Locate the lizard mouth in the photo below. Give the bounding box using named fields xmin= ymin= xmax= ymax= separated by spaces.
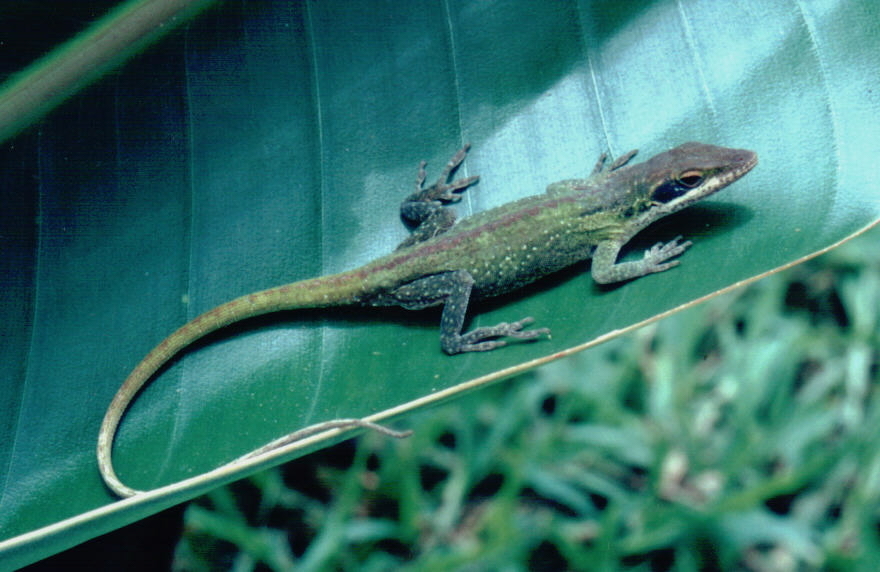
xmin=673 ymin=148 xmax=757 ymax=207
xmin=707 ymin=150 xmax=757 ymax=196
xmin=724 ymin=149 xmax=759 ymax=181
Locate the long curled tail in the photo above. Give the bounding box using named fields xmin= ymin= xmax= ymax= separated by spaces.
xmin=96 ymin=273 xmax=408 ymax=497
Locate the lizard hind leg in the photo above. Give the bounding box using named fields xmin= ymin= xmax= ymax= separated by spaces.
xmin=397 ymin=145 xmax=480 ymax=250
xmin=389 ymin=270 xmax=550 ymax=354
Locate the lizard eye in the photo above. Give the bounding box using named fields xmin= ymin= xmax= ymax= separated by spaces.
xmin=651 ymin=171 xmax=706 ymax=203
xmin=678 ymin=170 xmax=705 ymax=188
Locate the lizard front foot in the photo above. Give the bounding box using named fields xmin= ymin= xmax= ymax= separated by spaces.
xmin=448 ymin=317 xmax=551 ymax=353
xmin=643 ymin=236 xmax=693 ymax=273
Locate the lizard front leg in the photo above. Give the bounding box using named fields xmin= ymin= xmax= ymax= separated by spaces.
xmin=396 ymin=144 xmax=479 ymax=250
xmin=388 ymin=270 xmax=549 ymax=353
xmin=591 ymin=236 xmax=692 ymax=284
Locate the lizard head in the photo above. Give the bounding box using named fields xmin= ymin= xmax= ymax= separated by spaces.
xmin=632 ymin=142 xmax=757 ymax=221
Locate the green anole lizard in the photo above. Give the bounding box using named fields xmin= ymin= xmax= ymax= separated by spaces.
xmin=98 ymin=142 xmax=757 ymax=497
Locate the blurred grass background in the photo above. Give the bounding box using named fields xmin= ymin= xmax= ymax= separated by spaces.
xmin=170 ymin=227 xmax=880 ymax=571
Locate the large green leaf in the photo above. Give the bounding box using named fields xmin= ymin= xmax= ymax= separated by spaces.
xmin=2 ymin=0 xmax=879 ymax=566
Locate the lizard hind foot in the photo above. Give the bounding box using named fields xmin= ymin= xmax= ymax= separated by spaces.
xmin=413 ymin=144 xmax=480 ymax=205
xmin=450 ymin=317 xmax=551 ymax=353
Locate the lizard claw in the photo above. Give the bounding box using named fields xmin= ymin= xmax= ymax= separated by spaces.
xmin=409 ymin=145 xmax=479 ymax=204
xmin=434 ymin=174 xmax=479 ymax=203
xmin=643 ymin=236 xmax=692 ymax=273
xmin=454 ymin=317 xmax=551 ymax=352
xmin=503 ymin=317 xmax=551 ymax=340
